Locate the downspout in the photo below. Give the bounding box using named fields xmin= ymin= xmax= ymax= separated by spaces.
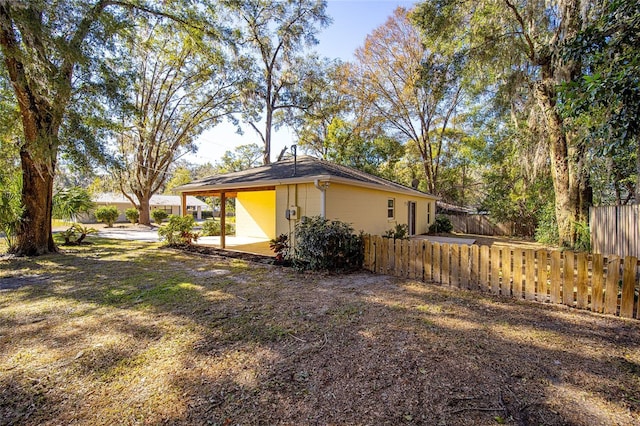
xmin=314 ymin=179 xmax=330 ymax=218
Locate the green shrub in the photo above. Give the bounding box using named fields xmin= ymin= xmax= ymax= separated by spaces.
xmin=534 ymin=201 xmax=558 ymax=245
xmin=428 ymin=215 xmax=453 ymax=234
xmin=269 ymin=234 xmax=290 ymax=263
xmin=0 ymin=176 xmax=23 ymax=249
xmin=225 ymin=222 xmax=235 ymax=235
xmin=158 ymin=215 xmax=199 ymax=245
xmin=294 ymin=216 xmax=363 ymax=272
xmin=201 ymin=219 xmax=220 ymax=236
xmin=59 ymin=223 xmax=98 ymax=244
xmin=151 ymin=209 xmax=168 ymax=224
xmin=574 ymin=220 xmax=591 ymax=252
xmin=125 ymin=208 xmax=139 ymax=224
xmin=94 ymin=205 xmax=119 ymax=227
xmin=383 ymin=223 xmax=409 ymax=240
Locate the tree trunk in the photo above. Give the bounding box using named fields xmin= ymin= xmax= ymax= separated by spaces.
xmin=138 ymin=195 xmax=151 ymax=226
xmin=11 ymin=148 xmax=57 ymax=255
xmin=536 ymin=76 xmax=580 ymax=247
xmin=263 ymin=105 xmax=272 ymax=165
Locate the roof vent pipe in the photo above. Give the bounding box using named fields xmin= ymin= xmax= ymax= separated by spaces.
xmin=291 ymin=144 xmax=297 ymax=177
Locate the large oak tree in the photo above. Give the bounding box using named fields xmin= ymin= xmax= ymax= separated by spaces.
xmin=413 ymin=0 xmax=598 ymax=246
xmin=0 ymin=0 xmax=131 ymax=255
xmin=114 ymin=18 xmax=239 ymax=225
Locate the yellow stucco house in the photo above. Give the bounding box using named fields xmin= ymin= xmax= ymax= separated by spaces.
xmin=176 ymin=156 xmax=438 ymax=249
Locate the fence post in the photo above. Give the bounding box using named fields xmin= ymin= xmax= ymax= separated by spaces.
xmin=576 ymin=253 xmax=589 ymax=309
xmin=423 ymin=240 xmax=432 ymax=282
xmin=502 ymin=248 xmax=512 ymax=297
xmin=433 ymin=242 xmax=441 ymax=284
xmin=512 ymin=249 xmax=523 ymax=299
xmin=550 ymin=251 xmax=562 ymax=303
xmin=536 ymin=250 xmax=548 ymax=302
xmin=375 ymin=236 xmax=383 ymax=275
xmin=480 ymin=245 xmax=490 ymax=292
xmin=402 ymin=239 xmax=410 ymax=278
xmin=604 ymin=256 xmax=620 ymax=315
xmin=620 ymin=256 xmax=638 ymax=318
xmin=525 ymin=249 xmax=536 ymax=301
xmin=394 ymin=239 xmax=402 ymax=277
xmin=461 ymin=244 xmax=471 ymax=289
xmin=591 ymin=253 xmax=604 ymax=313
xmin=490 ymin=246 xmax=501 ymax=294
xmin=471 ymin=245 xmax=480 ymax=290
xmin=441 ymin=243 xmax=450 ymax=286
xmin=409 ymin=239 xmax=418 ymax=279
xmin=451 ymin=244 xmax=460 ymax=288
xmin=563 ymin=251 xmax=576 ymax=307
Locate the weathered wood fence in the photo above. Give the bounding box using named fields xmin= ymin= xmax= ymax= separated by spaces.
xmin=443 ymin=214 xmax=515 ymax=236
xmin=590 ymin=204 xmax=640 ymax=258
xmin=363 ymin=235 xmax=640 ymax=320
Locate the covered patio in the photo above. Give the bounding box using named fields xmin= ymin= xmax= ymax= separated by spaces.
xmin=197 ymin=235 xmax=272 ymax=256
xmin=179 ymin=185 xmax=276 ymax=256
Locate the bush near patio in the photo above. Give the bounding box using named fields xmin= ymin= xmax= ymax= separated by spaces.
xmin=294 ymin=216 xmax=363 ymax=272
xmin=429 ymin=214 xmax=453 ymax=234
xmin=158 ymin=215 xmax=199 ymax=245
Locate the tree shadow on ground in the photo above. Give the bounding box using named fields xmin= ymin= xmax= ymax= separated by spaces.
xmin=1 ymin=241 xmax=639 ymax=425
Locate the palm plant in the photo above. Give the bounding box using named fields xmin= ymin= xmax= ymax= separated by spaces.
xmin=52 ymin=187 xmax=95 ymax=222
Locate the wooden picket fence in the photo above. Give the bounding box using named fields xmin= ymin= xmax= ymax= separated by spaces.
xmin=363 ymin=235 xmax=640 ymax=320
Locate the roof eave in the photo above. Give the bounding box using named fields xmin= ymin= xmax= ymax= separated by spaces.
xmin=177 ymin=175 xmax=438 ymax=199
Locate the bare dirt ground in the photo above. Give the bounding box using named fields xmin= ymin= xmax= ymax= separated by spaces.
xmin=1 ymin=237 xmax=639 ymax=425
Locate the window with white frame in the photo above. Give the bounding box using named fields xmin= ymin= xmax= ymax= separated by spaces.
xmin=387 ymin=198 xmax=395 ymax=219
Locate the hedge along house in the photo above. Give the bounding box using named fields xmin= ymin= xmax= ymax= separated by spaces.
xmin=175 ymin=156 xmax=438 ymax=251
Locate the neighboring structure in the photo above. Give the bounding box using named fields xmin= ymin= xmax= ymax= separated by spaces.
xmin=175 ymin=156 xmax=438 ymax=248
xmin=81 ymin=192 xmax=210 ymax=223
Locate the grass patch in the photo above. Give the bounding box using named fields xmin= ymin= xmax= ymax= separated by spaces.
xmin=1 ymin=238 xmax=640 ymax=425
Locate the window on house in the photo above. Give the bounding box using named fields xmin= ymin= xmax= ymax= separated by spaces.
xmin=387 ymin=199 xmax=395 ymax=219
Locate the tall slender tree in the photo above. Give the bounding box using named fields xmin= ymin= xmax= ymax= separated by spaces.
xmin=224 ymin=0 xmax=330 ymax=164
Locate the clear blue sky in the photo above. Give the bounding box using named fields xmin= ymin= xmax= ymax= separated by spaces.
xmin=187 ymin=0 xmax=418 ymax=165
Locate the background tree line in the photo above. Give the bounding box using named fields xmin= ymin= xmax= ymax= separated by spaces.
xmin=0 ymin=0 xmax=637 ymax=256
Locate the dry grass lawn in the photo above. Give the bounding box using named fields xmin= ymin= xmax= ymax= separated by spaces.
xmin=1 ymin=237 xmax=640 ymax=425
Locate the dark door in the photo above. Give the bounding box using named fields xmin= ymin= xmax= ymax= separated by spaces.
xmin=408 ymin=201 xmax=416 ymax=235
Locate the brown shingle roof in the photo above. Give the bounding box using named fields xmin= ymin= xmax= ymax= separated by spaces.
xmin=176 ymin=156 xmax=436 ymax=199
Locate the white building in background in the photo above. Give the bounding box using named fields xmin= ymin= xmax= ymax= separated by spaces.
xmin=82 ymin=192 xmax=211 ymax=223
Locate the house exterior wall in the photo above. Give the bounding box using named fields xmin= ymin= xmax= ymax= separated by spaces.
xmin=274 ymin=183 xmax=436 ymax=242
xmin=324 ymin=183 xmax=434 ymax=236
xmin=275 ymin=183 xmax=322 ymax=239
xmin=235 ymin=190 xmax=276 ymax=239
